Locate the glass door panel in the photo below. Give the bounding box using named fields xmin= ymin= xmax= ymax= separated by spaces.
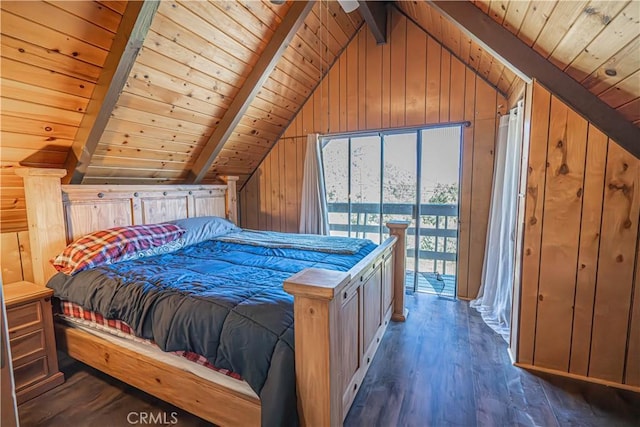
xmin=323 ymin=138 xmax=349 ymax=237
xmin=418 ymin=127 xmax=462 ymax=296
xmin=382 ymin=132 xmax=417 ymax=290
xmin=350 ymin=136 xmax=381 ymax=243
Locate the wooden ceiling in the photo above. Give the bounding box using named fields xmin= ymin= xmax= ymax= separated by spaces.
xmin=1 ymin=0 xmax=363 ymax=189
xmin=398 ymin=0 xmax=639 ymax=126
xmin=1 ymin=0 xmax=127 ymax=230
xmin=202 ymin=0 xmax=363 ymax=183
xmin=83 ymin=0 xmax=363 ymax=187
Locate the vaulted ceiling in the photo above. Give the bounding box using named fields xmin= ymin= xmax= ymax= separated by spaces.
xmin=87 ymin=1 xmax=365 ymax=186
xmin=1 ymin=0 xmax=639 ymax=231
xmin=1 ymin=1 xmax=363 ymax=192
xmin=399 ymin=0 xmax=640 ymax=126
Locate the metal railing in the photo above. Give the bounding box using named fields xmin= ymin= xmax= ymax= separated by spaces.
xmin=326 ymin=202 xmax=459 ymax=276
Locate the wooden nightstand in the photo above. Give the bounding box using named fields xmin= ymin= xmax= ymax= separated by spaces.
xmin=4 ymin=281 xmax=64 ymax=403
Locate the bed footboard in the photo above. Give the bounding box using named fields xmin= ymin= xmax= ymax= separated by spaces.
xmin=284 ymin=221 xmax=408 ymax=426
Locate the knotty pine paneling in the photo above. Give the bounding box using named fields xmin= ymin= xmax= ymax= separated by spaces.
xmin=508 ymin=78 xmax=526 ymax=109
xmin=202 ymin=1 xmax=364 ymax=183
xmin=240 ymin=9 xmax=507 ymax=300
xmin=81 ymin=0 xmax=289 ymax=185
xmin=0 ymin=231 xmax=33 ymax=284
xmin=627 ymin=243 xmax=640 ymax=386
xmin=459 ymin=1 xmax=640 ymax=127
xmin=0 ymin=1 xmax=125 ymax=232
xmin=78 ymin=0 xmax=362 ymax=188
xmin=517 ymin=81 xmax=640 ymax=389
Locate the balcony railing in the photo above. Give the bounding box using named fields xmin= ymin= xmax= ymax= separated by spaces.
xmin=326 ymin=202 xmax=459 ymax=279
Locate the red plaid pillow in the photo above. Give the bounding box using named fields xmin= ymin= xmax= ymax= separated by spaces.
xmin=52 ymin=223 xmax=185 ymax=275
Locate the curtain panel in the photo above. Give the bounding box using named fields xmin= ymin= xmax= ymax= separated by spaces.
xmin=471 ymin=100 xmax=524 ymax=341
xmin=299 ymin=133 xmax=330 ymax=235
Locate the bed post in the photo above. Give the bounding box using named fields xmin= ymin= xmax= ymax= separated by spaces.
xmin=14 ymin=168 xmax=68 ymax=286
xmin=283 ymin=269 xmax=350 ymax=426
xmin=219 ymin=175 xmax=239 ymax=225
xmin=284 ymin=224 xmax=408 ymax=426
xmin=387 ymin=221 xmax=409 ymax=322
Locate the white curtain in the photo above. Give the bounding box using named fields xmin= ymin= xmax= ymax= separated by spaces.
xmin=471 ymin=100 xmax=524 ymax=342
xmin=299 ymin=133 xmax=330 ymax=235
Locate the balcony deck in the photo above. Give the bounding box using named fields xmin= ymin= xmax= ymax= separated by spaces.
xmin=406 ymin=271 xmax=456 ymax=297
xmin=327 ymin=201 xmax=459 ymax=298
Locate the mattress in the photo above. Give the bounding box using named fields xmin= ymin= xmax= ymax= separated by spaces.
xmin=57 ymin=300 xmax=256 ymax=398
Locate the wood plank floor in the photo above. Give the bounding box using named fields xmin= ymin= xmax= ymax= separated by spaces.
xmin=18 ymin=294 xmax=640 ymax=426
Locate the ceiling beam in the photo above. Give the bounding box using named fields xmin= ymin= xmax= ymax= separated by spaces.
xmin=359 ymin=1 xmax=388 ymax=44
xmin=430 ymin=0 xmax=640 ymax=158
xmin=186 ymin=0 xmax=315 ymax=184
xmin=63 ymin=0 xmax=160 ymax=184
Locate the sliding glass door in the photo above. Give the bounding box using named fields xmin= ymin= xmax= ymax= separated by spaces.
xmin=322 ymin=125 xmax=462 ymax=296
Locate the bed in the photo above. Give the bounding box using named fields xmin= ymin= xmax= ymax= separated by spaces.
xmin=16 ymin=167 xmax=409 ymax=426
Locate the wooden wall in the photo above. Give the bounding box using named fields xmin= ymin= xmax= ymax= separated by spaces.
xmin=517 ymin=81 xmax=640 ymax=389
xmin=1 ymin=231 xmax=33 ymax=284
xmin=0 ymin=1 xmax=126 ymax=232
xmin=397 ymin=1 xmax=522 ymax=100
xmin=239 ymin=9 xmax=507 ymax=299
xmin=508 ymin=78 xmax=526 ymax=109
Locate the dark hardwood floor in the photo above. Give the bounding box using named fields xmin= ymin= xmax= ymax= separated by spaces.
xmin=18 ymin=294 xmax=640 ymax=426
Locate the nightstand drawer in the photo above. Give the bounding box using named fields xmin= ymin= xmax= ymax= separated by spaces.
xmin=7 ymin=301 xmax=43 ymax=336
xmin=13 ymin=356 xmax=49 ymax=390
xmin=4 ymin=281 xmax=64 ymax=403
xmin=10 ymin=329 xmax=46 ymax=363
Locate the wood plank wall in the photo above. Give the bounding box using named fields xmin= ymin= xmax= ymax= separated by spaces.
xmin=0 ymin=231 xmax=34 ymax=284
xmin=239 ymin=9 xmax=507 ymax=299
xmin=517 ymin=81 xmax=640 ymax=388
xmin=397 ymin=1 xmax=522 ymax=101
xmin=508 ymin=78 xmax=526 ymax=109
xmin=0 ymin=1 xmax=126 ymax=232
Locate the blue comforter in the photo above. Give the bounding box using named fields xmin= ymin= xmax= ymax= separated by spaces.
xmin=47 ymin=238 xmax=376 ymax=426
xmin=218 ymin=229 xmax=371 ymax=253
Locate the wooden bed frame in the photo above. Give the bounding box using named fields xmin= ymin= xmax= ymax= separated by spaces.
xmin=16 ymin=167 xmax=408 ymax=426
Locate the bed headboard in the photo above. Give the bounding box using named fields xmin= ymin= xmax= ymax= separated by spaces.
xmin=15 ymin=168 xmax=238 ymax=286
